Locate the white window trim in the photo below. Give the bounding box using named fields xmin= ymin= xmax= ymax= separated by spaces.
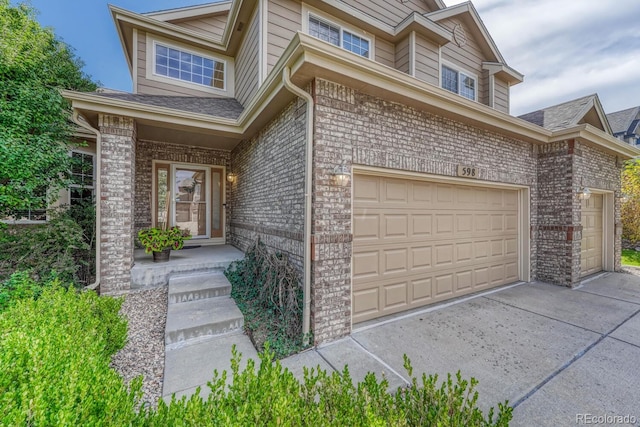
xmin=68 ymin=149 xmax=96 ymax=206
xmin=441 ymin=60 xmax=478 ymax=101
xmin=145 ymin=34 xmax=235 ymax=96
xmin=302 ymin=5 xmax=374 ymax=60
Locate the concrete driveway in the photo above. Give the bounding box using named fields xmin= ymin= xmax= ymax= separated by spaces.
xmin=282 ymin=272 xmax=640 ymax=426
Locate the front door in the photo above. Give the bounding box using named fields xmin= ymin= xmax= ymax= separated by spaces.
xmin=154 ymin=163 xmax=224 ymax=240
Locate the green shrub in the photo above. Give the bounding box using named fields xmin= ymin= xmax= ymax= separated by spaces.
xmin=225 ymin=239 xmax=307 ymax=358
xmin=0 ymin=286 xmax=142 ymax=426
xmin=0 ymin=209 xmax=91 ymax=284
xmin=142 ymin=346 xmax=512 ymax=426
xmin=0 ymin=270 xmax=66 ymax=313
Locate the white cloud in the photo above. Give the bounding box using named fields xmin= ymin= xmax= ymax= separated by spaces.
xmin=443 ymin=0 xmax=640 ymax=115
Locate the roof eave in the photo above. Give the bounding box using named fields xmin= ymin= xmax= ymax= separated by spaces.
xmin=550 ymin=124 xmax=640 ymax=159
xmin=482 ymin=62 xmax=524 ymax=85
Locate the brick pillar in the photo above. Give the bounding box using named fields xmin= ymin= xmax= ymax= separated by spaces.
xmin=534 ymin=140 xmax=581 ymax=287
xmin=98 ymin=114 xmax=136 ymax=293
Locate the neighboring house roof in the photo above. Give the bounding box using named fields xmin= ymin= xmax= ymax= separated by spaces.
xmin=606 ymin=106 xmax=640 ymax=136
xmin=518 ymin=94 xmax=613 ymax=134
xmin=95 ymin=93 xmax=244 ymax=120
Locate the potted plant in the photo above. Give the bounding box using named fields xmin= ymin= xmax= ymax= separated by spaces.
xmin=138 ymin=226 xmax=191 ymax=262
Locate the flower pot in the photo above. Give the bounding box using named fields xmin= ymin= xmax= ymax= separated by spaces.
xmin=152 ymin=248 xmax=171 ymax=263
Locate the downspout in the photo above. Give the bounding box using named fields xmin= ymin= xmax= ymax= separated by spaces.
xmin=72 ymin=110 xmax=101 ymax=292
xmin=282 ymin=67 xmax=313 ymax=346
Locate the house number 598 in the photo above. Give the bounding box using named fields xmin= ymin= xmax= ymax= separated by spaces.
xmin=457 ymin=165 xmax=479 ymax=179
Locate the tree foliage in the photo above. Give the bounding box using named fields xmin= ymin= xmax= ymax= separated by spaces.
xmin=621 ymin=159 xmax=640 ymax=243
xmin=0 ymin=0 xmax=97 ymax=217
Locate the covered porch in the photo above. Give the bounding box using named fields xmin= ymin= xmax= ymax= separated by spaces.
xmin=131 ymin=245 xmax=244 ymax=289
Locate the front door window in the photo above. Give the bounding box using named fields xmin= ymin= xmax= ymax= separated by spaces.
xmin=154 ymin=163 xmax=224 ymax=240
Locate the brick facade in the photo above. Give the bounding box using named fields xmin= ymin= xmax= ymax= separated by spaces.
xmin=98 ymin=114 xmax=136 ymax=293
xmin=228 ymin=98 xmax=307 ymax=270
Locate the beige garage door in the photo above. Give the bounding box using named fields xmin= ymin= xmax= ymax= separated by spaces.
xmin=353 ymin=174 xmax=519 ymax=323
xmin=580 ymin=194 xmax=603 ymax=278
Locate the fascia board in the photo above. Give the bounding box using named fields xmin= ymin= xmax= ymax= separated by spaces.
xmin=144 ymin=2 xmax=232 ymax=21
xmin=394 ymin=13 xmax=452 ymax=44
xmin=482 ymin=62 xmax=524 ymax=85
xmin=61 ymin=90 xmax=241 ymax=136
xmin=295 ymin=33 xmax=550 ymax=144
xmin=110 ymin=5 xmax=133 ymax=75
xmin=110 ymin=5 xmax=227 ymax=51
xmin=550 ymin=124 xmax=640 ymax=159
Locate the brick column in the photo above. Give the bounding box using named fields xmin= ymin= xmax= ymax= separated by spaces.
xmin=534 ymin=140 xmax=581 ymax=287
xmin=98 ymin=114 xmax=136 ymax=293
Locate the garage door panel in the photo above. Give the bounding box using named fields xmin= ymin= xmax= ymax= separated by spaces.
xmin=384 ymin=214 xmax=408 ymax=238
xmin=411 ymin=278 xmax=433 ymax=302
xmin=412 ymin=214 xmax=432 ymax=236
xmin=352 ymin=287 xmax=379 ymax=318
xmin=353 ymin=175 xmax=520 ymax=323
xmin=384 ymin=249 xmax=408 ymax=274
xmin=353 ymin=251 xmax=379 ymax=280
xmin=354 ymin=176 xmax=379 ymax=202
xmin=580 ymin=194 xmax=603 ymax=278
xmin=353 ymin=214 xmax=380 ymax=241
xmin=383 ymin=282 xmax=408 ymax=308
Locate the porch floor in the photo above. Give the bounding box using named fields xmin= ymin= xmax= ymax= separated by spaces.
xmin=131 ymin=245 xmax=244 ymax=289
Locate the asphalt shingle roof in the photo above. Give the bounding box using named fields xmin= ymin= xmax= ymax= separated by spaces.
xmin=95 ymin=93 xmax=244 ymax=120
xmin=606 ymin=106 xmax=640 ymax=135
xmin=518 ymin=94 xmax=598 ymax=131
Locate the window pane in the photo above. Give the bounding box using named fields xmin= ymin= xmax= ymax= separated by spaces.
xmin=442 ymin=66 xmax=458 ymax=94
xmin=71 ymin=152 xmax=94 ymax=187
xmin=343 ymin=31 xmax=369 ymax=58
xmin=154 ymin=43 xmax=225 ymax=89
xmin=309 ymin=16 xmax=340 ymax=46
xmin=460 ymin=73 xmax=476 ymax=100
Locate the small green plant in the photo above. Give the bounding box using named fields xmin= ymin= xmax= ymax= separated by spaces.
xmin=138 ymin=226 xmax=191 ymax=253
xmin=144 ymin=345 xmax=512 ymax=426
xmin=0 ymin=270 xmax=70 ymax=313
xmin=622 ymin=249 xmax=640 ymax=267
xmin=225 ymin=239 xmax=306 ymax=359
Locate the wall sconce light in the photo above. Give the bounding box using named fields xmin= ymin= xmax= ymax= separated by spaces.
xmin=332 ymin=163 xmax=351 ymax=187
xmin=226 ymin=172 xmax=236 ymax=183
xmin=578 ymin=187 xmax=591 ymax=200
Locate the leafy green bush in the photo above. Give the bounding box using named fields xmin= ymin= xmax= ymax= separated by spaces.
xmin=0 ymin=208 xmax=91 ymax=284
xmin=225 ymin=239 xmax=307 ymax=358
xmin=0 ymin=286 xmax=142 ymax=426
xmin=142 ymin=346 xmax=512 ymax=426
xmin=0 ymin=270 xmax=65 ymax=313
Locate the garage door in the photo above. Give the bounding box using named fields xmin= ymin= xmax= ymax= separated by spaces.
xmin=580 ymin=194 xmax=603 ymax=278
xmin=353 ymin=174 xmax=519 ymax=323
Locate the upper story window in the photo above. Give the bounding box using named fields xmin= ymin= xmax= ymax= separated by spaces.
xmin=442 ymin=64 xmax=476 ymax=101
xmin=154 ymin=43 xmax=225 ymax=90
xmin=308 ymin=15 xmax=370 ymax=58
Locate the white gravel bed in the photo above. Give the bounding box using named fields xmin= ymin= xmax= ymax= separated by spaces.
xmin=110 ymin=286 xmax=168 ymax=409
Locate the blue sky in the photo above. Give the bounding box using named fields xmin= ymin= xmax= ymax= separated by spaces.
xmin=28 ymin=0 xmax=640 ymax=116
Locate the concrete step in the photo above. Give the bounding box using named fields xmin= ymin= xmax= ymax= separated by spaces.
xmin=165 ymin=296 xmax=244 ymax=345
xmin=169 ymin=271 xmax=232 ymax=304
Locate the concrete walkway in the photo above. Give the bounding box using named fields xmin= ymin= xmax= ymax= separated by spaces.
xmin=163 ymin=272 xmax=640 ymax=425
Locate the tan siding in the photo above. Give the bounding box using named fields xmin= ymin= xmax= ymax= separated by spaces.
xmin=339 ymin=0 xmax=431 ymax=26
xmin=267 ymin=0 xmax=301 ymax=75
xmin=480 ymin=70 xmax=489 ymax=106
xmin=171 ymin=15 xmax=227 ymax=40
xmin=375 ymin=38 xmax=395 ymax=68
xmin=439 ymin=19 xmax=488 ymax=104
xmin=395 ymin=37 xmax=410 ymax=74
xmin=136 ymin=31 xmax=227 ymax=97
xmin=494 ymin=78 xmax=509 ymax=114
xmin=414 ymin=34 xmax=439 ymax=86
xmin=235 ymin=11 xmax=260 ymax=106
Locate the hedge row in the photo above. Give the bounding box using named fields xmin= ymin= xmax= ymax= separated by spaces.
xmin=0 ymin=279 xmax=512 ymax=426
